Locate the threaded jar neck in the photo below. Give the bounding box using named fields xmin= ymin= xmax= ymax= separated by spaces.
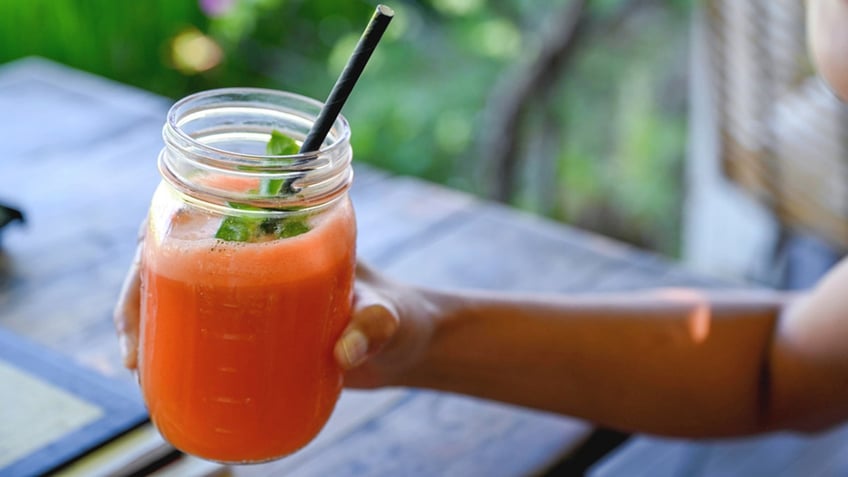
xmin=160 ymin=88 xmax=352 ymax=213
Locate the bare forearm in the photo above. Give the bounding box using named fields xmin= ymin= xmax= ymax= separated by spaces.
xmin=808 ymin=0 xmax=848 ymax=99
xmin=400 ymin=288 xmax=790 ymax=438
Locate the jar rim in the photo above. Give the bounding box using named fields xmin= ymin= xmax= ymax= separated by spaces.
xmin=166 ymin=87 xmax=351 ymax=162
xmin=161 ymin=87 xmax=353 ymax=211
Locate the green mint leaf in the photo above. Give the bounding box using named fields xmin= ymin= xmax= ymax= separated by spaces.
xmin=216 ymin=213 xmax=311 ymax=242
xmin=214 ymin=130 xmax=311 ymax=242
xmin=266 ymin=130 xmax=299 ymax=155
xmin=260 ymin=216 xmax=311 ymax=238
xmin=228 ymin=202 xmax=261 ymax=211
xmin=263 ymin=129 xmax=299 ymax=196
xmin=215 ymin=203 xmax=265 ymax=242
xmin=260 ymin=178 xmax=282 ymax=196
xmin=280 ymin=219 xmax=310 ymax=238
xmin=215 ymin=215 xmax=262 ymax=242
xmin=215 ymin=204 xmax=312 ymax=243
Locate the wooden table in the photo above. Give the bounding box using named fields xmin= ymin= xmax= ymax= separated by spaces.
xmin=0 ymin=58 xmax=723 ymax=476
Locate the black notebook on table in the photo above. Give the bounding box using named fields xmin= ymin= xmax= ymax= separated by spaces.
xmin=0 ymin=326 xmax=149 ymax=477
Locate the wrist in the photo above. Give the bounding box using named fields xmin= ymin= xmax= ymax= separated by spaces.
xmin=391 ymin=286 xmax=460 ymax=389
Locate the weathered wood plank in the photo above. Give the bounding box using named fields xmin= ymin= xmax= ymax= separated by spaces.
xmin=242 ymin=391 xmax=588 ymax=477
xmin=376 ymin=198 xmax=744 ymax=295
xmin=353 ymin=174 xmax=478 ymax=265
xmin=0 ymin=58 xmax=169 ymax=118
xmin=590 ymin=421 xmax=848 ymax=477
xmin=0 ymin=58 xmax=167 ymax=162
xmin=378 ymin=201 xmax=659 ymax=293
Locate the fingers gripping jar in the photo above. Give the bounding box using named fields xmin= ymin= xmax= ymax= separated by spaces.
xmin=139 ymin=89 xmax=356 ymax=463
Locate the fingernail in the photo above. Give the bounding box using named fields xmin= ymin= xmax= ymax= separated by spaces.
xmin=340 ymin=329 xmax=369 ymax=368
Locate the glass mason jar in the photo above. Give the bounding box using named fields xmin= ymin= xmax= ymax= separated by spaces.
xmin=138 ymin=88 xmax=356 ymax=463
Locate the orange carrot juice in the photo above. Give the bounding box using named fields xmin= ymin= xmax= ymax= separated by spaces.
xmin=139 ymin=193 xmax=356 ymax=463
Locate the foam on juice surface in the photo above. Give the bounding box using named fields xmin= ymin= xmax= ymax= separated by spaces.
xmin=145 ymin=195 xmax=355 ymax=287
xmin=168 ymin=208 xmax=222 ymax=240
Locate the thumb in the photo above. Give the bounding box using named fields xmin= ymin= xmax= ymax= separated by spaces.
xmin=334 ymin=285 xmax=399 ymax=370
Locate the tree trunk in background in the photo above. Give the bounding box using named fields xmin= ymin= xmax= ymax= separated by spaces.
xmin=480 ymin=0 xmax=589 ymax=202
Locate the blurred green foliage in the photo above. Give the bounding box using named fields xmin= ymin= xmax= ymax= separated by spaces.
xmin=0 ymin=0 xmax=692 ymax=256
xmin=0 ymin=2 xmax=210 ymax=95
xmin=546 ymin=2 xmax=691 ymax=254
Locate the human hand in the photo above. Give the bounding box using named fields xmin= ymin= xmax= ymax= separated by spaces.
xmin=334 ymin=262 xmax=438 ymax=389
xmin=808 ymin=0 xmax=848 ymax=100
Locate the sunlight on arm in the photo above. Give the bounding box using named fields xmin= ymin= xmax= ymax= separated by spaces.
xmin=655 ymin=289 xmax=712 ymax=345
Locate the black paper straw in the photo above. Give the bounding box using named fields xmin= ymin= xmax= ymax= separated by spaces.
xmin=299 ymin=5 xmax=394 ymax=153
